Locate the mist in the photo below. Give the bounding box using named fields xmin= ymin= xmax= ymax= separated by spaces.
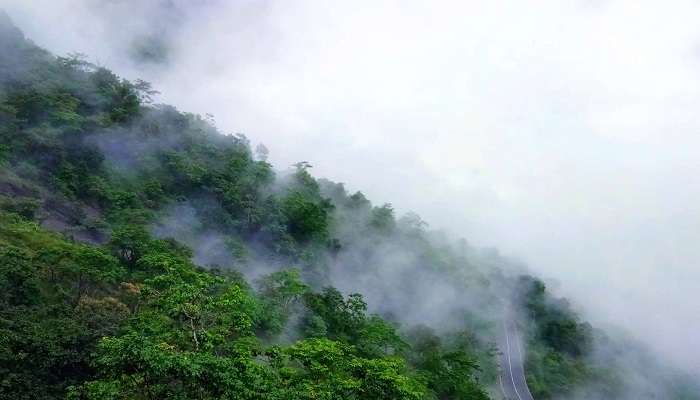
xmin=3 ymin=0 xmax=699 ymax=376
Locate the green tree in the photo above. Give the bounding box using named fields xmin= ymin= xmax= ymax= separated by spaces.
xmin=256 ymin=269 xmax=309 ymax=335
xmin=284 ymin=338 xmax=426 ymax=400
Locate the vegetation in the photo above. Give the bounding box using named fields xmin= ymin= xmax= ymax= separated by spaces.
xmin=0 ymin=15 xmax=489 ymax=400
xmin=0 ymin=12 xmax=697 ymax=400
xmin=516 ymin=276 xmax=598 ymax=398
xmin=0 ymin=213 xmax=429 ymax=400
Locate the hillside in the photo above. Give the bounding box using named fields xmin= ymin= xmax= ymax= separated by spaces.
xmin=0 ymin=13 xmax=697 ymax=400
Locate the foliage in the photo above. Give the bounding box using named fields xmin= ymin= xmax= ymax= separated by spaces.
xmin=517 ymin=276 xmax=597 ymax=398
xmin=405 ymin=326 xmax=490 ymax=400
xmin=2 ymin=14 xmax=694 ymax=400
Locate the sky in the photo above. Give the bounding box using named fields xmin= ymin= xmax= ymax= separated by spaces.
xmin=2 ymin=0 xmax=699 ymax=373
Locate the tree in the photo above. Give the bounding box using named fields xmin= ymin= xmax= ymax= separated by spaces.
xmin=405 ymin=325 xmax=489 ymax=400
xmin=369 ymin=204 xmax=396 ymax=234
xmin=108 ymin=225 xmax=151 ymax=267
xmin=70 ymin=255 xmax=267 ymax=400
xmin=282 ymin=191 xmax=331 ymax=242
xmin=0 ymin=245 xmax=39 ymax=306
xmin=284 ymin=338 xmax=426 ymax=400
xmin=256 ymin=269 xmax=309 ymax=335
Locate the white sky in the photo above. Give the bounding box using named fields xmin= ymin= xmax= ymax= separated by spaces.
xmin=4 ymin=0 xmax=700 ymax=373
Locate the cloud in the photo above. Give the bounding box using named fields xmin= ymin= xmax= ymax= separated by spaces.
xmin=3 ymin=0 xmax=700 ymax=373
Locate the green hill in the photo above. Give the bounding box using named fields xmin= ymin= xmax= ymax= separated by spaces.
xmin=0 ymin=12 xmax=697 ymax=400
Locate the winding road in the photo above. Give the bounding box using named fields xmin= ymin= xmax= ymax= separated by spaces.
xmin=498 ymin=319 xmax=535 ymax=400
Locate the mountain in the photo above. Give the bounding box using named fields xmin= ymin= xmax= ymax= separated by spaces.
xmin=0 ymin=13 xmax=697 ymax=400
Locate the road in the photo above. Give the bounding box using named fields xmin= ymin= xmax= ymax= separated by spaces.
xmin=498 ymin=319 xmax=535 ymax=400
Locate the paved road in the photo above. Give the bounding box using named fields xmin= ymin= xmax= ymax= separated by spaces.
xmin=498 ymin=319 xmax=535 ymax=400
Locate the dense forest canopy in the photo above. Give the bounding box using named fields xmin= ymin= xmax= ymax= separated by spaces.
xmin=0 ymin=12 xmax=697 ymax=400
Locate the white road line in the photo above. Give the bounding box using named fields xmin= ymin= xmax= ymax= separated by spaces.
xmin=504 ymin=320 xmax=524 ymax=400
xmin=514 ymin=328 xmax=535 ymax=400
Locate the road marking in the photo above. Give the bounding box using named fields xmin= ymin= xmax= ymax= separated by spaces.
xmin=504 ymin=320 xmax=524 ymax=400
xmin=513 ymin=328 xmax=535 ymax=400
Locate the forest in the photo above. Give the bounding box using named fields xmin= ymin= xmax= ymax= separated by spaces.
xmin=0 ymin=12 xmax=697 ymax=400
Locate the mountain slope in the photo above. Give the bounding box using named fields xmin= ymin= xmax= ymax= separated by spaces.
xmin=0 ymin=13 xmax=697 ymax=400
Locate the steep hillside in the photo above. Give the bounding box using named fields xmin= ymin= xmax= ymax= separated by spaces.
xmin=0 ymin=13 xmax=697 ymax=400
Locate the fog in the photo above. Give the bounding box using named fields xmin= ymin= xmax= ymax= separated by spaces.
xmin=3 ymin=0 xmax=699 ymax=374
